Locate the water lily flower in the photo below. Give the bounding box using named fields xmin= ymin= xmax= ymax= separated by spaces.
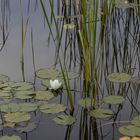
xmin=50 ymin=79 xmax=62 ymax=90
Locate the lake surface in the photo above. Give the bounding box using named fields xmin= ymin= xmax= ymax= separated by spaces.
xmin=0 ymin=0 xmax=140 ymax=140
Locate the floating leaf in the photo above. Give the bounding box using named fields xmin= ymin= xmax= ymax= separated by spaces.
xmin=90 ymin=109 xmax=113 ymax=119
xmin=131 ymin=116 xmax=140 ymax=127
xmin=14 ymin=91 xmax=35 ymax=100
xmin=103 ymin=95 xmax=124 ymax=105
xmin=78 ymin=98 xmax=94 ymax=108
xmin=10 ymin=82 xmax=33 ymax=91
xmin=108 ymin=73 xmax=131 ymax=83
xmin=0 ymin=135 xmax=21 ymax=140
xmin=119 ymin=125 xmax=140 ymax=137
xmin=4 ymin=112 xmax=31 ymax=123
xmin=0 ymin=83 xmax=11 ymax=90
xmin=0 ymin=91 xmax=12 ymax=99
xmin=15 ymin=122 xmax=37 ymax=133
xmin=40 ymin=103 xmax=66 ymax=114
xmin=4 ymin=122 xmax=15 ymax=128
xmin=0 ymin=103 xmax=20 ymax=113
xmin=59 ymin=71 xmax=79 ymax=80
xmin=63 ymin=23 xmax=75 ymax=29
xmin=54 ymin=115 xmax=75 ymax=125
xmin=0 ymin=74 xmax=9 ymax=82
xmin=36 ymin=68 xmax=59 ymax=79
xmin=35 ymin=91 xmax=54 ymax=101
xmin=119 ymin=136 xmax=131 ymax=140
xmin=19 ymin=103 xmax=37 ymax=112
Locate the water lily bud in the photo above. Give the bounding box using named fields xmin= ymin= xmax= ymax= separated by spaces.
xmin=50 ymin=79 xmax=62 ymax=90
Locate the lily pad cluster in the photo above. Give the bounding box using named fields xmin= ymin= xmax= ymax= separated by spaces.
xmin=119 ymin=116 xmax=140 ymax=137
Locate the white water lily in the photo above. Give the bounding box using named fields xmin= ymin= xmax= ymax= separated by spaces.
xmin=50 ymin=79 xmax=62 ymax=90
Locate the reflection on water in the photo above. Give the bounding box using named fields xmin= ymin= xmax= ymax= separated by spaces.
xmin=0 ymin=0 xmax=140 ymax=140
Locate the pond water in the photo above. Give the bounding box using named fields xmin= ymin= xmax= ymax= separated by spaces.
xmin=0 ymin=0 xmax=140 ymax=140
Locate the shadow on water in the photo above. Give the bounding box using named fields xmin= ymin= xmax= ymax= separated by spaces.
xmin=0 ymin=0 xmax=140 ymax=140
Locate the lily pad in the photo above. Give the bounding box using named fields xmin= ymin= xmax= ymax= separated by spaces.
xmin=14 ymin=91 xmax=35 ymax=100
xmin=0 ymin=74 xmax=9 ymax=82
xmin=0 ymin=83 xmax=11 ymax=90
xmin=59 ymin=71 xmax=79 ymax=80
xmin=78 ymin=98 xmax=94 ymax=108
xmin=0 ymin=91 xmax=12 ymax=99
xmin=15 ymin=122 xmax=37 ymax=133
xmin=90 ymin=109 xmax=113 ymax=119
xmin=54 ymin=115 xmax=75 ymax=125
xmin=19 ymin=103 xmax=38 ymax=112
xmin=10 ymin=82 xmax=33 ymax=91
xmin=63 ymin=23 xmax=75 ymax=29
xmin=36 ymin=68 xmax=59 ymax=79
xmin=40 ymin=103 xmax=66 ymax=114
xmin=0 ymin=135 xmax=21 ymax=140
xmin=119 ymin=125 xmax=140 ymax=137
xmin=103 ymin=95 xmax=124 ymax=105
xmin=35 ymin=91 xmax=54 ymax=101
xmin=4 ymin=112 xmax=31 ymax=123
xmin=131 ymin=116 xmax=140 ymax=127
xmin=108 ymin=73 xmax=132 ymax=83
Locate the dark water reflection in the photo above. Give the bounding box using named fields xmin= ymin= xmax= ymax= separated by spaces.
xmin=0 ymin=0 xmax=140 ymax=140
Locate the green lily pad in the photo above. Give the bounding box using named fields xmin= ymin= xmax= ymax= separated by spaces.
xmin=36 ymin=68 xmax=59 ymax=79
xmin=40 ymin=103 xmax=66 ymax=114
xmin=0 ymin=99 xmax=10 ymax=105
xmin=59 ymin=71 xmax=79 ymax=79
xmin=0 ymin=83 xmax=11 ymax=90
xmin=119 ymin=125 xmax=140 ymax=136
xmin=54 ymin=115 xmax=75 ymax=125
xmin=15 ymin=122 xmax=37 ymax=133
xmin=0 ymin=103 xmax=20 ymax=113
xmin=14 ymin=91 xmax=35 ymax=100
xmin=0 ymin=91 xmax=12 ymax=99
xmin=10 ymin=82 xmax=33 ymax=91
xmin=35 ymin=91 xmax=54 ymax=101
xmin=103 ymin=95 xmax=124 ymax=105
xmin=108 ymin=73 xmax=132 ymax=83
xmin=4 ymin=112 xmax=31 ymax=123
xmin=0 ymin=135 xmax=21 ymax=140
xmin=19 ymin=103 xmax=37 ymax=112
xmin=0 ymin=74 xmax=9 ymax=82
xmin=131 ymin=116 xmax=140 ymax=127
xmin=78 ymin=98 xmax=94 ymax=108
xmin=90 ymin=109 xmax=113 ymax=119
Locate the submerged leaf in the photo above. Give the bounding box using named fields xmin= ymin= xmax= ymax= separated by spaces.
xmin=108 ymin=73 xmax=132 ymax=83
xmin=103 ymin=95 xmax=124 ymax=105
xmin=0 ymin=135 xmax=21 ymax=140
xmin=4 ymin=112 xmax=31 ymax=123
xmin=35 ymin=91 xmax=54 ymax=101
xmin=36 ymin=68 xmax=59 ymax=79
xmin=54 ymin=115 xmax=75 ymax=125
xmin=90 ymin=109 xmax=113 ymax=119
xmin=40 ymin=103 xmax=66 ymax=114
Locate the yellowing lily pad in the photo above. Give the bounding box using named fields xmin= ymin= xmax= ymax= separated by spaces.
xmin=103 ymin=95 xmax=124 ymax=105
xmin=35 ymin=91 xmax=54 ymax=101
xmin=36 ymin=68 xmax=59 ymax=79
xmin=90 ymin=109 xmax=113 ymax=119
xmin=0 ymin=135 xmax=21 ymax=140
xmin=108 ymin=73 xmax=131 ymax=83
xmin=63 ymin=23 xmax=75 ymax=29
xmin=40 ymin=103 xmax=66 ymax=114
xmin=78 ymin=98 xmax=94 ymax=108
xmin=4 ymin=112 xmax=31 ymax=123
xmin=53 ymin=115 xmax=76 ymax=125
